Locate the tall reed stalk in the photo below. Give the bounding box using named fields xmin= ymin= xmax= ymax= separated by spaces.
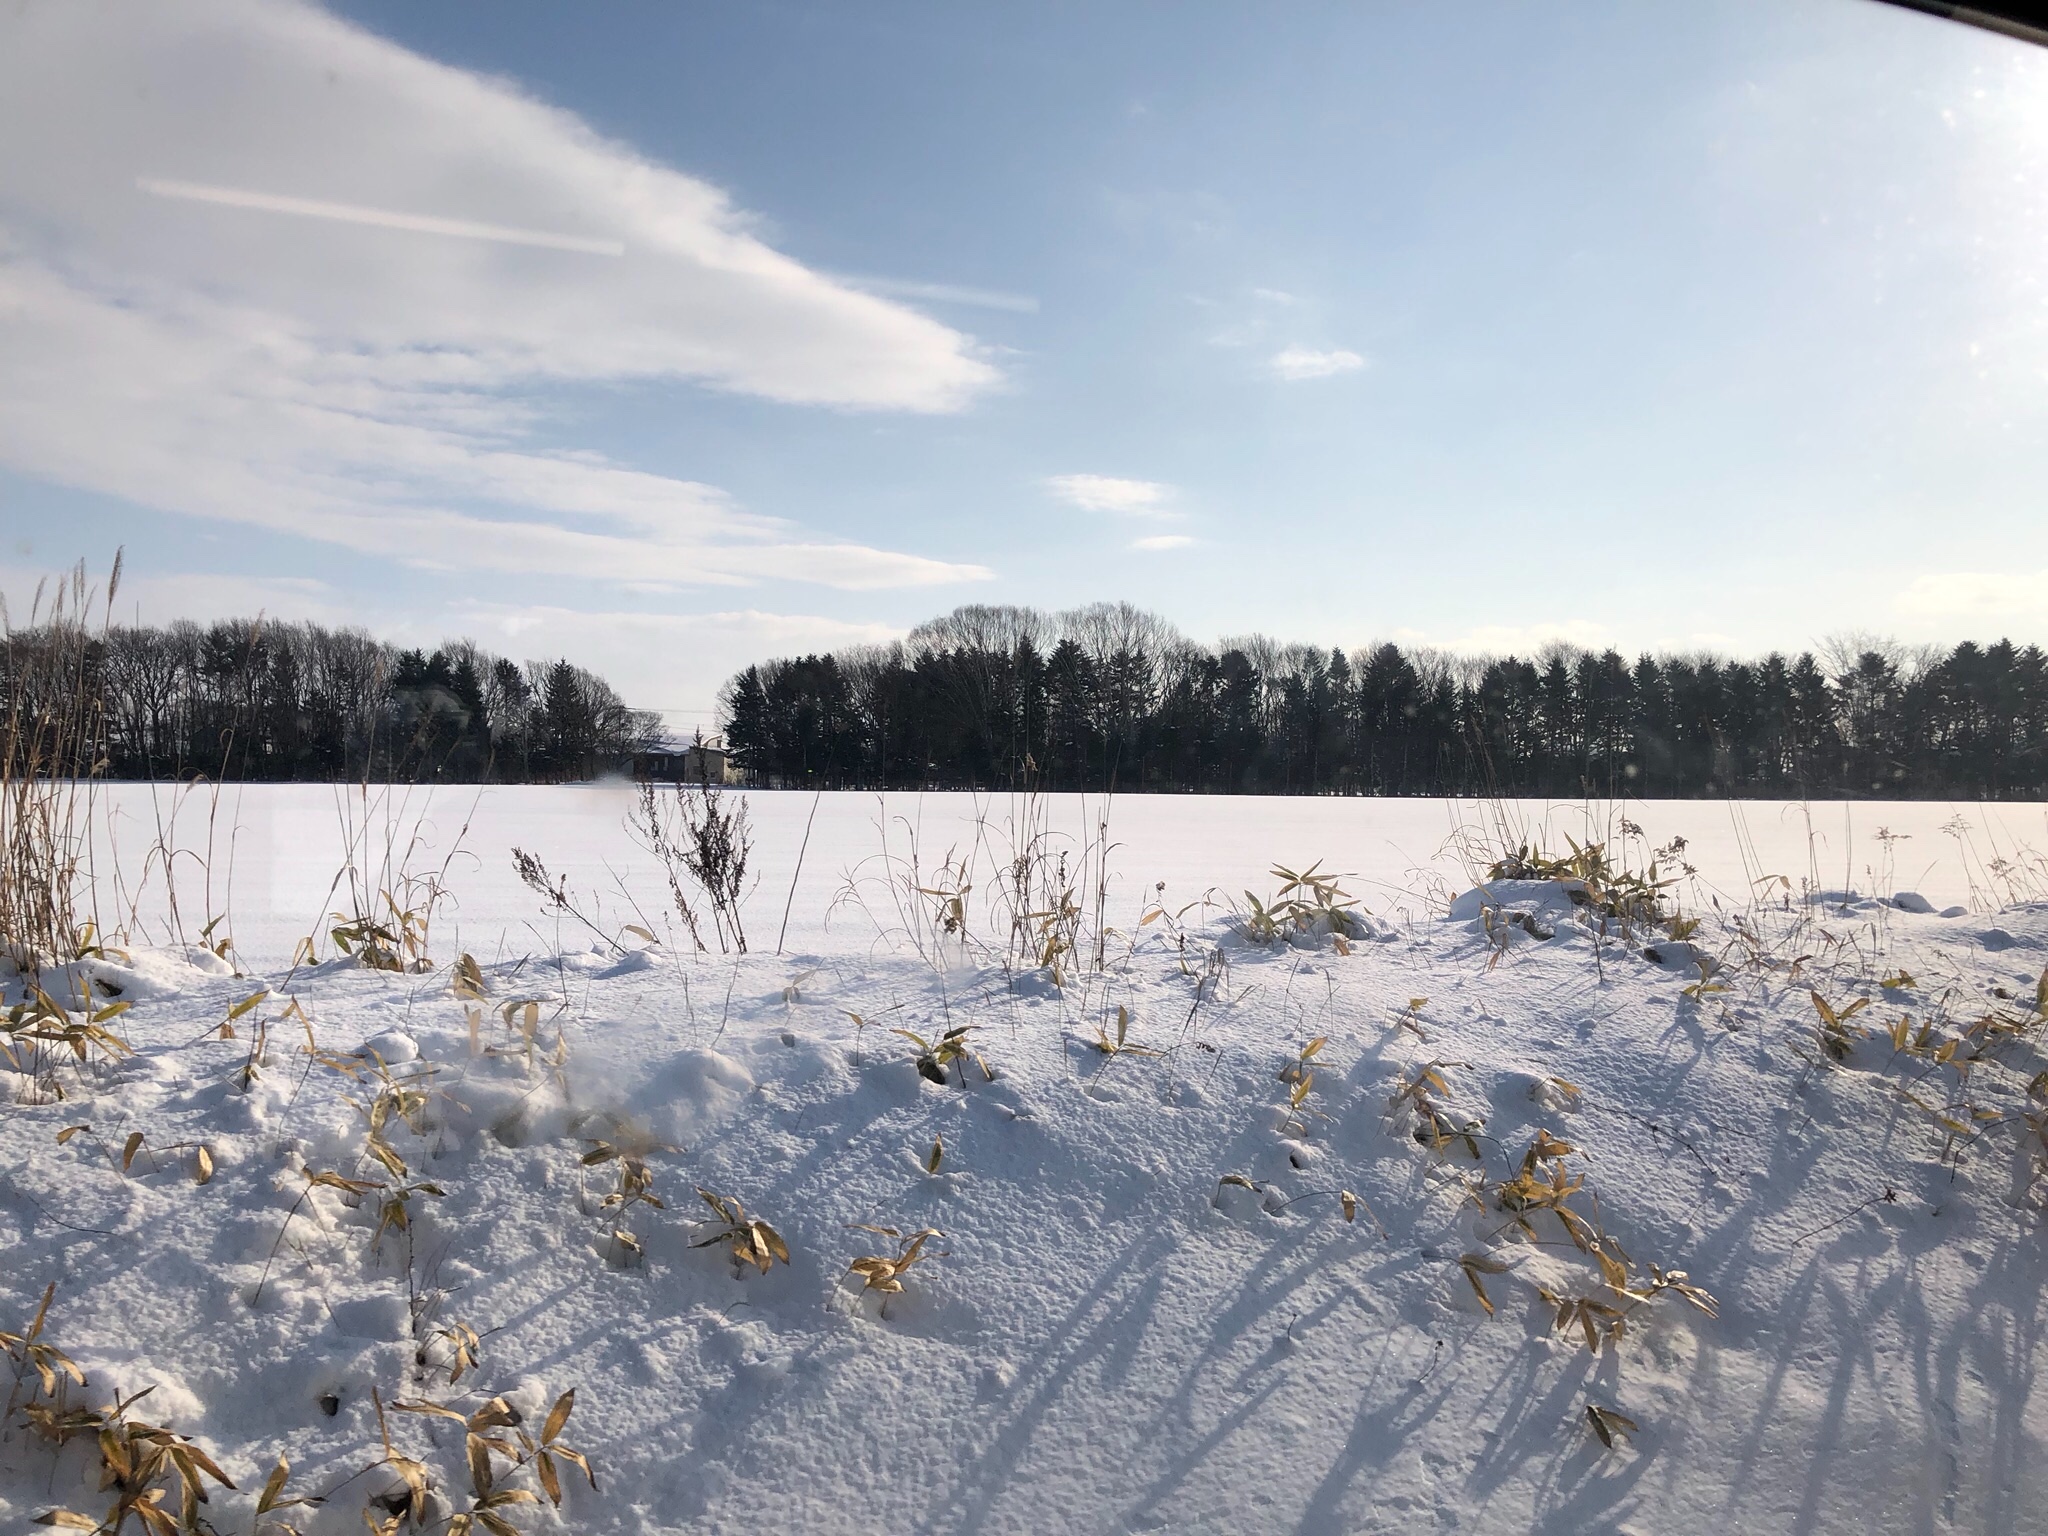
xmin=0 ymin=555 xmax=120 ymax=976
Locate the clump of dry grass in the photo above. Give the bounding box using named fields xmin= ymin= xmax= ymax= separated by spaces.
xmin=893 ymin=1022 xmax=993 ymax=1086
xmin=1233 ymin=863 xmax=1368 ymax=950
xmin=313 ymin=786 xmax=474 ymax=974
xmin=1810 ymin=990 xmax=1872 ymax=1064
xmin=841 ymin=1225 xmax=945 ymax=1315
xmin=1446 ymin=1129 xmax=1721 ymax=1354
xmin=370 ymin=1381 xmax=594 ymax=1536
xmin=691 ymin=1187 xmax=790 ymax=1274
xmin=1389 ymin=1059 xmax=1483 ymax=1158
xmin=3 ymin=1283 xmax=85 ymax=1419
xmin=581 ymin=1120 xmax=672 ymax=1266
xmin=9 ymin=1297 xmax=242 ymax=1536
xmin=4 ymin=982 xmax=134 ymax=1098
xmin=1485 ymin=836 xmax=1676 ymax=937
xmin=510 ymin=847 xmax=628 ymax=958
xmin=464 ymin=995 xmax=566 ymax=1081
xmin=1275 ymin=1035 xmax=1327 ymax=1137
xmin=625 ymin=779 xmax=753 ymax=954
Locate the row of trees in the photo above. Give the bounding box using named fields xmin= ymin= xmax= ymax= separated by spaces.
xmin=721 ymin=603 xmax=2048 ymax=798
xmin=2 ymin=616 xmax=656 ymax=781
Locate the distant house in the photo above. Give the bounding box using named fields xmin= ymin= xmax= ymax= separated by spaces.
xmin=633 ymin=734 xmax=738 ymax=784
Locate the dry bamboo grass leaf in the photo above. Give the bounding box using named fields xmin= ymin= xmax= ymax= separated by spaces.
xmin=1459 ymin=1253 xmax=1511 ymax=1316
xmin=435 ymin=1322 xmax=482 ymax=1385
xmin=2 ymin=1283 xmax=85 ymax=1397
xmin=193 ymin=1146 xmax=214 ymax=1185
xmin=1093 ymin=1003 xmax=1161 ymax=1056
xmin=1586 ymin=1403 xmax=1640 ymax=1448
xmin=517 ymin=1389 xmax=596 ymax=1507
xmin=256 ymin=1453 xmax=319 ymax=1518
xmin=1536 ymin=1287 xmax=1629 ymax=1353
xmin=1811 ymin=990 xmax=1872 ymax=1062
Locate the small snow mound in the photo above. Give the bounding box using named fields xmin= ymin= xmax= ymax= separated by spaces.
xmin=1446 ymin=879 xmax=1581 ymax=923
xmin=1007 ymin=968 xmax=1062 ymax=999
xmin=328 ymin=1292 xmax=408 ymax=1340
xmin=1211 ymin=1177 xmax=1267 ymax=1223
xmin=362 ymin=1029 xmax=419 ymax=1063
xmin=1642 ymin=941 xmax=1711 ymax=972
xmin=38 ymin=947 xmax=235 ymax=1003
xmin=178 ymin=945 xmax=236 ymax=976
xmin=67 ymin=1355 xmax=207 ymax=1428
xmin=1528 ymin=1075 xmax=1582 ymax=1114
xmin=1890 ymin=890 xmax=1936 ymax=914
xmin=627 ymin=1048 xmax=755 ymax=1142
xmin=1349 ymin=911 xmax=1400 ymax=943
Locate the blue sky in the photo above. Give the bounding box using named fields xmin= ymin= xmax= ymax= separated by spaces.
xmin=2 ymin=0 xmax=2045 ymax=730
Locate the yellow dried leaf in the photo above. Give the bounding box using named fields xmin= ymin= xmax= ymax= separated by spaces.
xmin=541 ymin=1390 xmax=574 ymax=1446
xmin=258 ymin=1456 xmax=291 ymax=1514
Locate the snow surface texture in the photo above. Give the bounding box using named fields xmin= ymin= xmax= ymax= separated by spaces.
xmin=4 ymin=788 xmax=2048 ymax=1535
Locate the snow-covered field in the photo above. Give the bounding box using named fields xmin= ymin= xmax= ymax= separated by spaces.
xmin=6 ymin=787 xmax=2048 ymax=1534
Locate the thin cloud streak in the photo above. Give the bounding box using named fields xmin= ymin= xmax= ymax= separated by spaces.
xmin=138 ymin=178 xmax=627 ymax=255
xmin=841 ymin=274 xmax=1039 ymax=313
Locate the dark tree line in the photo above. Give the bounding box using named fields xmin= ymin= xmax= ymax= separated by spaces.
xmin=721 ymin=603 xmax=2048 ymax=799
xmin=1 ymin=617 xmax=656 ymax=782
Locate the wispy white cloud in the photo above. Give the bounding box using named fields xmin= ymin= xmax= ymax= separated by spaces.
xmin=0 ymin=0 xmax=999 ymax=591
xmin=1270 ymin=345 xmax=1365 ymax=381
xmin=1452 ymin=620 xmax=1612 ymax=656
xmin=1897 ymin=570 xmax=2048 ymax=619
xmin=1046 ymin=474 xmax=1174 ymax=517
xmin=1131 ymin=534 xmax=1194 ymax=551
xmin=0 ymin=563 xmax=352 ymax=631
